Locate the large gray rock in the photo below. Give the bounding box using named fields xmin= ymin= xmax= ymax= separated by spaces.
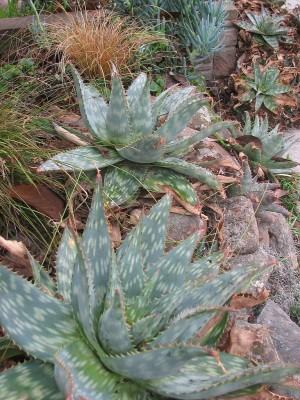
xmin=257 ymin=300 xmax=300 ymax=364
xmin=167 ymin=213 xmax=207 ymax=248
xmin=258 ymin=211 xmax=298 ymax=270
xmin=222 ymin=196 xmax=259 ymax=255
xmin=283 ymin=129 xmax=300 ymax=173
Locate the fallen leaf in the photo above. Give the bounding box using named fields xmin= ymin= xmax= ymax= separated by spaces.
xmin=0 ymin=236 xmax=31 ymax=275
xmin=276 ymin=95 xmax=297 ymax=108
xmin=9 ymin=184 xmax=65 ymax=221
xmin=109 ymin=221 xmax=122 ymax=247
xmin=230 ymin=288 xmax=269 ymax=309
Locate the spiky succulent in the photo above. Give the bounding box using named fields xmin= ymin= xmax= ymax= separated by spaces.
xmin=39 ymin=68 xmax=232 ymax=208
xmin=229 ymin=161 xmax=290 ymax=216
xmin=236 ymin=8 xmax=289 ymax=50
xmin=1 ymin=180 xmax=299 ymax=399
xmin=230 ymin=112 xmax=298 ymax=173
xmin=240 ymin=64 xmax=290 ymax=113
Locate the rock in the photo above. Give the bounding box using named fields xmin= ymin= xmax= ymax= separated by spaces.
xmin=222 ymin=196 xmax=259 ymax=255
xmin=258 ymin=211 xmax=298 ymax=270
xmin=284 ymin=0 xmax=300 ymax=12
xmin=213 ymin=46 xmax=237 ymax=79
xmin=257 ymin=300 xmax=300 ymax=364
xmin=229 ymin=320 xmax=280 ymax=364
xmin=227 ymin=247 xmax=276 ymax=270
xmin=167 ymin=213 xmax=207 ymax=247
xmin=187 ymin=138 xmax=241 ymax=172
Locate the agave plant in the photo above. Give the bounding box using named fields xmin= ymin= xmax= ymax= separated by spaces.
xmin=230 ymin=112 xmax=298 ymax=173
xmin=1 ymin=180 xmax=300 ymax=399
xmin=39 ymin=68 xmax=232 ymax=208
xmin=236 ymin=8 xmax=288 ymax=50
xmin=240 ymin=64 xmax=290 ymax=113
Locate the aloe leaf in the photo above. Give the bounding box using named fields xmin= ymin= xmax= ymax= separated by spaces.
xmin=130 ymin=314 xmax=165 ymax=345
xmin=156 ymin=157 xmax=221 ymax=190
xmin=164 ymin=121 xmax=236 ymax=155
xmin=106 ymin=75 xmax=131 ymax=146
xmin=263 ymin=34 xmax=279 ymax=49
xmin=255 ymin=94 xmax=264 ymax=111
xmin=188 ymin=252 xmax=222 ymax=282
xmin=38 ymin=146 xmax=121 ymax=172
xmin=28 ymin=252 xmax=56 ymax=295
xmin=71 ymin=239 xmax=98 ymax=347
xmin=81 ymin=179 xmax=112 ymax=314
xmin=56 ymin=227 xmax=77 ymax=302
xmin=144 ymin=167 xmax=198 ymax=205
xmin=152 ymin=309 xmax=217 ymax=346
xmin=146 ymin=233 xmax=200 ymax=297
xmin=54 ymin=340 xmax=121 ymax=400
xmin=156 ymin=265 xmax=261 ymax=316
xmin=200 ymin=312 xmax=229 ymax=346
xmin=151 ymin=86 xmax=176 ymax=125
xmin=0 ymin=361 xmax=62 ymax=400
xmin=267 ymin=84 xmax=290 ymax=95
xmin=157 ymin=86 xmax=195 ymax=116
xmin=117 ymin=135 xmax=164 ymax=163
xmin=102 ymin=345 xmax=209 ymax=380
xmin=156 ymin=97 xmax=205 ymax=142
xmin=0 ymin=266 xmax=78 ymax=361
xmin=243 ymin=112 xmax=252 ymax=135
xmin=146 ymin=363 xmax=300 ymax=399
xmin=117 ymin=221 xmax=145 ymax=299
xmin=98 ymin=257 xmax=132 ymax=354
xmin=127 ymin=73 xmax=153 ymax=137
xmin=71 ymin=67 xmax=109 ymax=142
xmin=132 ymin=194 xmax=171 ymax=266
xmin=263 ymin=95 xmax=277 ymax=113
xmin=104 ymin=165 xmax=144 ymax=206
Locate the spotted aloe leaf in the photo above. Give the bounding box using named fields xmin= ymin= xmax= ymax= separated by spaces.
xmin=156 ymin=157 xmax=221 ymax=190
xmin=102 ymin=346 xmax=209 ymax=381
xmin=146 ymin=233 xmax=200 ymax=297
xmin=144 ymin=168 xmax=198 ymax=205
xmin=81 ymin=178 xmax=111 ymax=311
xmin=28 ymin=252 xmax=56 ymax=295
xmin=98 ymin=257 xmax=132 ymax=354
xmin=38 ymin=146 xmax=121 ymax=172
xmin=72 ymin=67 xmax=109 ymax=143
xmin=55 ymin=227 xmax=77 ymax=302
xmin=145 ymin=357 xmax=300 ymax=399
xmin=104 ymin=165 xmax=145 ymax=206
xmin=127 ymin=73 xmax=153 ymax=137
xmin=156 ymin=97 xmax=206 ymax=142
xmin=106 ymin=74 xmax=131 ymax=146
xmin=155 ymin=265 xmax=260 ymax=316
xmin=188 ymin=252 xmax=222 ymax=282
xmin=0 ymin=266 xmax=79 ymax=361
xmin=0 ymin=361 xmax=62 ymax=400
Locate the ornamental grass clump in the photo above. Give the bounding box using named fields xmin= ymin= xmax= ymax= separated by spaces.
xmin=47 ymin=10 xmax=161 ymax=79
xmin=0 ymin=179 xmax=299 ymax=399
xmin=39 ymin=68 xmax=233 ymax=208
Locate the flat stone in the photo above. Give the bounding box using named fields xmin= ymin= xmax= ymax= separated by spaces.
xmin=257 ymin=300 xmax=300 ymax=364
xmin=167 ymin=213 xmax=207 ymax=247
xmin=222 ymin=26 xmax=238 ymax=47
xmin=213 ymin=46 xmax=237 ymax=78
xmin=189 ymin=106 xmax=213 ymax=130
xmin=258 ymin=211 xmax=298 ymax=270
xmin=222 ymin=196 xmax=259 ymax=255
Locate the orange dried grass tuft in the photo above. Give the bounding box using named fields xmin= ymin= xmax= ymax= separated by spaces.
xmin=47 ymin=10 xmax=162 ymax=78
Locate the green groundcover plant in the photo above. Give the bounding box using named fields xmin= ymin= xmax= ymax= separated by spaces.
xmin=0 ymin=179 xmax=300 ymax=399
xmin=39 ymin=68 xmax=233 ymax=206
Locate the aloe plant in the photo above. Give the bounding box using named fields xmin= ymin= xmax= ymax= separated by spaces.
xmin=231 ymin=112 xmax=298 ymax=173
xmin=236 ymin=8 xmax=288 ymax=50
xmin=39 ymin=68 xmax=233 ymax=207
xmin=1 ymin=180 xmax=299 ymax=399
xmin=240 ymin=64 xmax=290 ymax=113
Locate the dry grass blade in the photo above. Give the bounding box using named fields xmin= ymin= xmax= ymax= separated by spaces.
xmin=47 ymin=10 xmax=163 ymax=78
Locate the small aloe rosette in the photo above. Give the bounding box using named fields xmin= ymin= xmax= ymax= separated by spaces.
xmin=0 ymin=179 xmax=300 ymax=399
xmin=38 ymin=67 xmax=234 ymax=208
